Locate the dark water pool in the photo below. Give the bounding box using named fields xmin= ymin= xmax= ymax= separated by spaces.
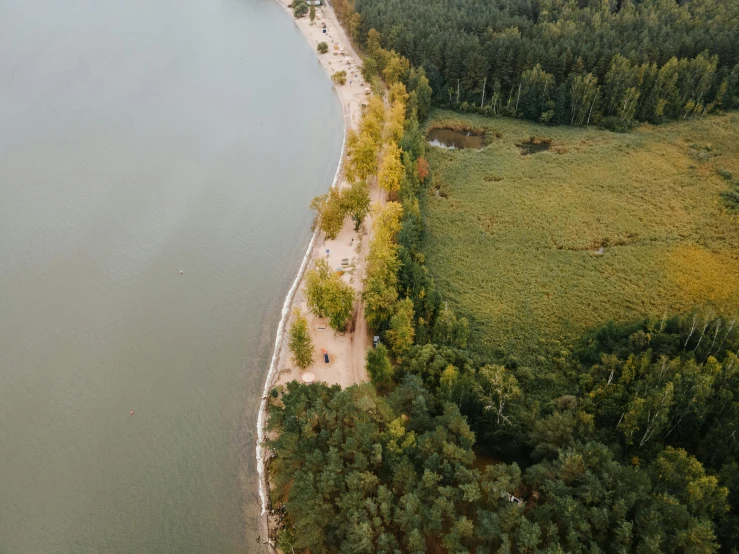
xmin=427 ymin=128 xmax=485 ymax=149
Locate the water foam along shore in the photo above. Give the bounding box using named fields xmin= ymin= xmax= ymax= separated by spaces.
xmin=256 ymin=0 xmax=370 ymax=530
xmin=255 ymin=124 xmax=346 ymax=519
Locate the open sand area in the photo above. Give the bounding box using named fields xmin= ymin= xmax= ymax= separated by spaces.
xmin=267 ymin=0 xmax=384 ymax=391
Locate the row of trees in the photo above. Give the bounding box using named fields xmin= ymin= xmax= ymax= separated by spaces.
xmin=311 ymin=179 xmax=371 ymax=239
xmin=349 ymin=0 xmax=739 ymax=126
xmin=501 ymin=53 xmax=732 ymax=128
xmin=287 ymin=48 xmax=417 ymax=370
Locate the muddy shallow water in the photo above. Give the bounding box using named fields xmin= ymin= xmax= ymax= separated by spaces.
xmin=427 ymin=128 xmax=486 ymax=149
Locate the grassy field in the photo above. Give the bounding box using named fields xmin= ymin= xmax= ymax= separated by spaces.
xmin=422 ymin=110 xmax=739 ymax=360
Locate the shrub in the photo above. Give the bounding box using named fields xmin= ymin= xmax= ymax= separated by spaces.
xmin=416 ymin=157 xmax=430 ymax=182
xmin=600 ymin=115 xmax=635 ymax=133
xmin=331 ymin=70 xmax=347 ymax=86
xmin=292 ymin=1 xmax=308 ymax=17
xmin=317 ymin=41 xmax=328 ymax=54
xmin=717 ymin=167 xmax=734 ymax=181
xmin=721 ymin=184 xmax=739 ymax=210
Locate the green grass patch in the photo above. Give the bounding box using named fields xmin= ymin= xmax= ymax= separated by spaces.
xmin=421 ymin=110 xmax=739 ymax=360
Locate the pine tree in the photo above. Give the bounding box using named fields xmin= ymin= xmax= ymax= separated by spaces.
xmin=366 ymin=343 xmax=393 ymax=389
xmin=288 ymin=308 xmax=314 ymax=368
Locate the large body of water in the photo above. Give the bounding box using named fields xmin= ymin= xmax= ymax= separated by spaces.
xmin=0 ymin=0 xmax=343 ymax=551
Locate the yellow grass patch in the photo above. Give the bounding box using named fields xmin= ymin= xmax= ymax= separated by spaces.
xmin=666 ymin=245 xmax=739 ymax=309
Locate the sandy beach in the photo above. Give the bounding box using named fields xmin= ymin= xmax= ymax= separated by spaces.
xmin=267 ymin=0 xmax=376 ymax=403
xmin=256 ymin=0 xmax=385 ymax=543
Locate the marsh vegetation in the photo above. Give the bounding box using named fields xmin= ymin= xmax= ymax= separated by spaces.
xmin=421 ymin=110 xmax=739 ymax=360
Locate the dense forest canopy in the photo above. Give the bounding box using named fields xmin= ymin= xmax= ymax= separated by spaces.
xmin=270 ymin=316 xmax=739 ymax=553
xmin=350 ymin=0 xmax=739 ymax=126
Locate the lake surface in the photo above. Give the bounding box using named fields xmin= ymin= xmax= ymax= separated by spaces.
xmin=0 ymin=0 xmax=343 ymax=552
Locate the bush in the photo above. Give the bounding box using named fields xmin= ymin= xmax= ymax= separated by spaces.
xmin=717 ymin=167 xmax=734 ymax=180
xmin=331 ymin=70 xmax=347 ymax=86
xmin=721 ymin=184 xmax=739 ymax=210
xmin=317 ymin=41 xmax=328 ymax=54
xmin=292 ymin=1 xmax=308 ymax=17
xmin=600 ymin=116 xmax=635 ymax=133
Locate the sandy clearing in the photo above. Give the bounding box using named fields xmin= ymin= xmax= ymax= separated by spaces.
xmin=267 ymin=0 xmax=384 ymax=391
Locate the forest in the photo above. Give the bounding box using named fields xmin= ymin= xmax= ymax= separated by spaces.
xmin=267 ymin=8 xmax=739 ymax=551
xmin=270 ymin=315 xmax=739 ymax=553
xmin=343 ymin=0 xmax=739 ymax=127
xmin=268 ymin=42 xmax=739 ymax=553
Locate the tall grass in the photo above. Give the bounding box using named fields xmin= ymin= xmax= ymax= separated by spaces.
xmin=422 ymin=110 xmax=739 ymax=360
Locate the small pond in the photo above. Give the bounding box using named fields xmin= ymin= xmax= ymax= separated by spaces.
xmin=427 ymin=128 xmax=485 ymax=150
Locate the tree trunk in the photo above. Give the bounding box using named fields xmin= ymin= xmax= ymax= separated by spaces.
xmin=514 ymin=83 xmax=522 ymax=115
xmin=684 ymin=313 xmax=698 ymax=348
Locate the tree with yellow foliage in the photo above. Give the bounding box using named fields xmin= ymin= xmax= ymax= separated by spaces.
xmin=363 ymin=242 xmax=399 ymax=330
xmin=341 ymin=180 xmax=371 ymax=230
xmin=382 ymin=52 xmax=410 ymax=85
xmin=305 ymin=258 xmax=355 ymax=331
xmin=288 ymin=308 xmax=314 ymax=369
xmin=366 ymin=28 xmax=382 ymax=57
xmin=361 ymin=116 xmax=383 ymax=146
xmin=386 ymin=297 xmax=415 ymax=356
xmin=371 ymin=201 xmax=403 ymax=243
xmin=378 ymin=142 xmax=404 ymax=193
xmin=383 ymin=100 xmax=406 ymax=144
xmin=310 ymin=187 xmax=345 ymax=240
xmin=361 ymin=96 xmax=385 ymax=143
xmin=346 ymin=131 xmax=379 ymax=182
xmin=363 ymin=202 xmax=404 ymax=329
xmin=388 ymin=82 xmax=408 ymax=105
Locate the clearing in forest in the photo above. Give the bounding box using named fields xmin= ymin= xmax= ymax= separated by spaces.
xmin=422 ymin=110 xmax=739 ymax=360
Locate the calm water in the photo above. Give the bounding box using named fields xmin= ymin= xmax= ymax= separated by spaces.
xmin=0 ymin=0 xmax=343 ymax=552
xmin=427 ymin=128 xmax=485 ymax=150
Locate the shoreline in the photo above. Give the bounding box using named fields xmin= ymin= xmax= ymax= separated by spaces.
xmin=255 ymin=0 xmax=373 ymax=547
